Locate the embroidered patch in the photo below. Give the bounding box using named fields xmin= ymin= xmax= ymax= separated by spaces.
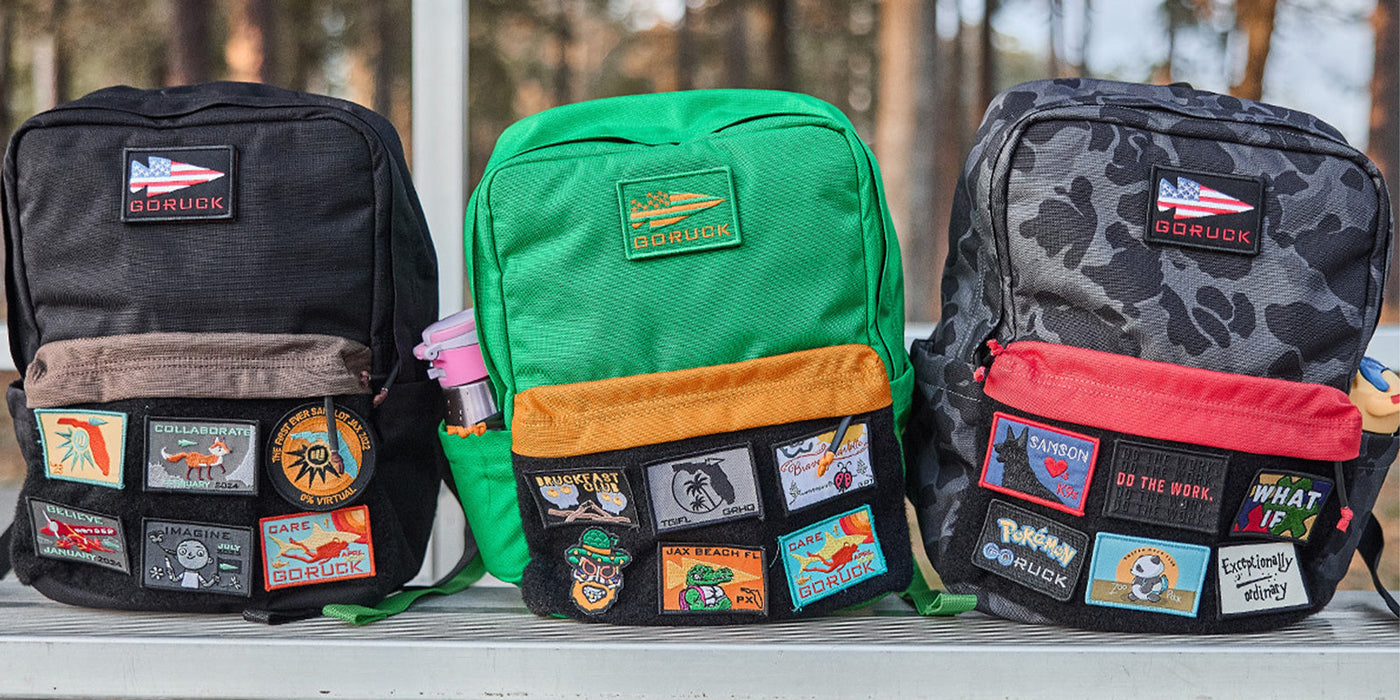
xmin=779 ymin=505 xmax=886 ymax=609
xmin=1216 ymin=542 xmax=1310 ymax=617
xmin=618 ymin=167 xmax=741 ymax=260
xmin=644 ymin=445 xmax=762 ymax=533
xmin=979 ymin=412 xmax=1098 ymax=516
xmin=260 ymin=505 xmax=375 ymax=590
xmin=972 ymin=499 xmax=1087 ymax=602
xmin=527 ymin=467 xmax=639 ymax=528
xmin=267 ymin=403 xmax=376 ymax=511
xmin=35 ymin=409 xmax=128 ymax=489
xmin=1146 ymin=165 xmax=1263 ymax=255
xmin=1084 ymin=532 xmax=1210 ymax=618
xmin=144 ymin=418 xmax=258 ymax=495
xmin=28 ymin=499 xmax=130 ymax=574
xmin=774 ymin=420 xmax=876 ymax=512
xmin=659 ymin=544 xmax=766 ymax=614
xmin=1231 ymin=471 xmax=1334 ymax=543
xmin=141 ymin=519 xmax=253 ymax=597
xmin=122 ymin=146 xmax=236 ymax=222
xmin=1100 ymin=440 xmax=1228 ymax=534
xmin=566 ymin=528 xmax=632 ymax=615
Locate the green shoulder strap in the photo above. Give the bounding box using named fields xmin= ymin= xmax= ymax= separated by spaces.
xmin=322 ymin=554 xmax=487 ymax=625
xmin=901 ymin=567 xmax=978 ymax=616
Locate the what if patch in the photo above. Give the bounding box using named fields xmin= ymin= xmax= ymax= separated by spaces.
xmin=122 ymin=146 xmax=235 ymax=222
xmin=980 ymin=412 xmax=1098 ymax=516
xmin=29 ymin=499 xmax=129 ymax=574
xmin=260 ymin=505 xmax=375 ymax=591
xmin=527 ymin=467 xmax=639 ymax=529
xmin=618 ymin=167 xmax=741 ymax=260
xmin=145 ymin=417 xmax=258 ymax=495
xmin=644 ymin=445 xmax=762 ymax=533
xmin=659 ymin=544 xmax=766 ymax=614
xmin=972 ymin=499 xmax=1087 ymax=602
xmin=36 ymin=409 xmax=127 ymax=489
xmin=1101 ymin=441 xmax=1228 ymax=534
xmin=1216 ymin=542 xmax=1310 ymax=617
xmin=774 ymin=420 xmax=876 ymax=512
xmin=1231 ymin=471 xmax=1333 ymax=543
xmin=141 ymin=519 xmax=253 ymax=597
xmin=1084 ymin=532 xmax=1210 ymax=618
xmin=1146 ymin=165 xmax=1263 ymax=255
xmin=267 ymin=403 xmax=376 ymax=511
xmin=779 ymin=505 xmax=886 ymax=609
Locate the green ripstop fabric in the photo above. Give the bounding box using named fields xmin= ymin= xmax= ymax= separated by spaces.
xmin=439 ymin=428 xmax=528 ymax=583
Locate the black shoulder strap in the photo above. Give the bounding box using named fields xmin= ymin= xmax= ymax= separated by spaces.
xmin=0 ymin=524 xmax=12 ymax=579
xmin=1359 ymin=511 xmax=1399 ymax=617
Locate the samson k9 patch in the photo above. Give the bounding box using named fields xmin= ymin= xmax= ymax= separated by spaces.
xmin=972 ymin=500 xmax=1087 ymax=602
xmin=122 ymin=146 xmax=235 ymax=222
xmin=1147 ymin=165 xmax=1263 ymax=255
xmin=1101 ymin=441 xmax=1228 ymax=534
xmin=979 ymin=412 xmax=1098 ymax=516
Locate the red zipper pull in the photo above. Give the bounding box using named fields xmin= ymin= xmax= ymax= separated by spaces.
xmin=1333 ymin=461 xmax=1353 ymax=532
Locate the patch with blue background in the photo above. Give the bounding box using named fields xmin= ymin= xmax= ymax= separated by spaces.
xmin=979 ymin=412 xmax=1099 ymax=516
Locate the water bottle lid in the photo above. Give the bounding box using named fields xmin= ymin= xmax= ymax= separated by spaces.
xmin=415 ymin=309 xmax=489 ymax=387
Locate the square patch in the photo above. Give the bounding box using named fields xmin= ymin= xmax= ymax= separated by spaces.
xmin=29 ymin=498 xmax=130 ymax=574
xmin=526 ymin=467 xmax=639 ymax=529
xmin=774 ymin=420 xmax=876 ymax=512
xmin=1230 ymin=471 xmax=1333 ymax=543
xmin=122 ymin=145 xmax=235 ymax=222
xmin=980 ymin=412 xmax=1098 ymax=516
xmin=1100 ymin=440 xmax=1228 ymax=534
xmin=36 ymin=409 xmax=128 ymax=489
xmin=618 ymin=167 xmax=740 ymax=260
xmin=778 ymin=505 xmax=886 ymax=609
xmin=141 ymin=519 xmax=253 ymax=597
xmin=1084 ymin=532 xmax=1211 ymax=618
xmin=645 ymin=445 xmax=762 ymax=533
xmin=144 ymin=417 xmax=258 ymax=495
xmin=1146 ymin=165 xmax=1264 ymax=255
xmin=659 ymin=544 xmax=766 ymax=614
xmin=1216 ymin=542 xmax=1310 ymax=617
xmin=971 ymin=499 xmax=1087 ymax=602
xmin=260 ymin=505 xmax=376 ymax=590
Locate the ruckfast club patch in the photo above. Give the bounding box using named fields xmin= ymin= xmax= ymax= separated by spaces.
xmin=35 ymin=409 xmax=128 ymax=489
xmin=779 ymin=505 xmax=886 ymax=609
xmin=260 ymin=506 xmax=375 ymax=591
xmin=659 ymin=544 xmax=766 ymax=614
xmin=528 ymin=467 xmax=638 ymax=528
xmin=1101 ymin=440 xmax=1228 ymax=534
xmin=145 ymin=418 xmax=258 ymax=495
xmin=1216 ymin=542 xmax=1309 ymax=617
xmin=644 ymin=445 xmax=762 ymax=533
xmin=972 ymin=499 xmax=1087 ymax=602
xmin=267 ymin=403 xmax=376 ymax=511
xmin=774 ymin=420 xmax=876 ymax=512
xmin=980 ymin=412 xmax=1098 ymax=516
xmin=1231 ymin=471 xmax=1333 ymax=543
xmin=618 ymin=167 xmax=741 ymax=260
xmin=1146 ymin=165 xmax=1264 ymax=255
xmin=142 ymin=519 xmax=253 ymax=597
xmin=122 ymin=146 xmax=235 ymax=222
xmin=29 ymin=499 xmax=130 ymax=574
xmin=1084 ymin=532 xmax=1210 ymax=618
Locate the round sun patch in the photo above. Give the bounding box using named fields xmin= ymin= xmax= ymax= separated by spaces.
xmin=266 ymin=403 xmax=376 ymax=511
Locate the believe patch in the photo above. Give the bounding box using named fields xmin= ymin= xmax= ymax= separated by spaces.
xmin=145 ymin=417 xmax=258 ymax=495
xmin=1216 ymin=542 xmax=1310 ymax=617
xmin=618 ymin=167 xmax=741 ymax=260
xmin=1231 ymin=471 xmax=1333 ymax=543
xmin=779 ymin=505 xmax=886 ymax=609
xmin=1101 ymin=441 xmax=1228 ymax=534
xmin=659 ymin=544 xmax=766 ymax=614
xmin=28 ymin=499 xmax=129 ymax=574
xmin=972 ymin=499 xmax=1087 ymax=601
xmin=141 ymin=519 xmax=253 ymax=597
xmin=644 ymin=445 xmax=762 ymax=533
xmin=260 ymin=506 xmax=375 ymax=591
xmin=774 ymin=421 xmax=876 ymax=512
xmin=1085 ymin=532 xmax=1210 ymax=618
xmin=35 ymin=409 xmax=127 ymax=489
xmin=122 ymin=146 xmax=235 ymax=222
xmin=267 ymin=403 xmax=376 ymax=511
xmin=1146 ymin=165 xmax=1263 ymax=255
xmin=528 ymin=467 xmax=639 ymax=528
xmin=979 ymin=412 xmax=1098 ymax=516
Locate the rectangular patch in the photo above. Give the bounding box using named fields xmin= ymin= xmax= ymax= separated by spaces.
xmin=618 ymin=167 xmax=741 ymax=260
xmin=144 ymin=417 xmax=258 ymax=495
xmin=1230 ymin=470 xmax=1333 ymax=543
xmin=1216 ymin=542 xmax=1310 ymax=617
xmin=122 ymin=145 xmax=235 ymax=222
xmin=971 ymin=499 xmax=1087 ymax=601
xmin=658 ymin=544 xmax=766 ymax=614
xmin=779 ymin=505 xmax=886 ymax=609
xmin=1084 ymin=532 xmax=1211 ymax=618
xmin=527 ymin=467 xmax=639 ymax=528
xmin=28 ymin=499 xmax=129 ymax=574
xmin=141 ymin=519 xmax=253 ymax=597
xmin=645 ymin=445 xmax=762 ymax=533
xmin=1146 ymin=165 xmax=1263 ymax=255
xmin=1100 ymin=440 xmax=1228 ymax=534
xmin=979 ymin=412 xmax=1098 ymax=516
xmin=774 ymin=420 xmax=876 ymax=512
xmin=260 ymin=506 xmax=376 ymax=591
xmin=36 ymin=409 xmax=128 ymax=489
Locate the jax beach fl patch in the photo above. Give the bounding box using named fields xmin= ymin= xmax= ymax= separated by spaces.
xmin=773 ymin=420 xmax=876 ymax=512
xmin=972 ymin=499 xmax=1087 ymax=601
xmin=260 ymin=505 xmax=376 ymax=590
xmin=658 ymin=544 xmax=766 ymax=614
xmin=980 ymin=412 xmax=1098 ymax=516
xmin=1085 ymin=532 xmax=1210 ymax=618
xmin=618 ymin=167 xmax=741 ymax=260
xmin=779 ymin=505 xmax=886 ymax=609
xmin=29 ymin=499 xmax=130 ymax=574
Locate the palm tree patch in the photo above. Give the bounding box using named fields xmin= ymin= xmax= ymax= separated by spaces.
xmin=644 ymin=445 xmax=763 ymax=533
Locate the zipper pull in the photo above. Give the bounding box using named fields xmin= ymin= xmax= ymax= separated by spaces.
xmin=325 ymin=396 xmax=345 ymax=476
xmin=1333 ymin=461 xmax=1353 ymax=532
xmin=817 ymin=415 xmax=855 ymax=477
xmin=973 ymin=339 xmax=1006 ymax=383
xmin=372 ymin=363 xmax=402 ymax=408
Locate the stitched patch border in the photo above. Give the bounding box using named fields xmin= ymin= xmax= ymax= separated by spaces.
xmin=617 ymin=166 xmax=741 ymax=260
xmin=121 ymin=145 xmax=236 ymax=223
xmin=778 ymin=504 xmax=886 ymax=609
xmin=140 ymin=518 xmax=254 ymax=597
xmin=773 ymin=419 xmax=877 ymax=513
xmin=259 ymin=505 xmax=376 ymax=591
xmin=971 ymin=499 xmax=1087 ymax=602
xmin=657 ymin=543 xmax=767 ymax=615
xmin=266 ymin=403 xmax=376 ymax=512
xmin=35 ymin=409 xmax=128 ymax=489
xmin=1216 ymin=541 xmax=1311 ymax=618
xmin=1100 ymin=440 xmax=1229 ymax=534
xmin=1145 ymin=164 xmax=1264 ymax=256
xmin=526 ymin=466 xmax=640 ymax=529
xmin=144 ymin=417 xmax=259 ymax=496
xmin=979 ymin=412 xmax=1098 ymax=516
xmin=28 ymin=498 xmax=130 ymax=574
xmin=1229 ymin=470 xmax=1334 ymax=543
xmin=1084 ymin=532 xmax=1211 ymax=618
xmin=644 ymin=443 xmax=763 ymax=534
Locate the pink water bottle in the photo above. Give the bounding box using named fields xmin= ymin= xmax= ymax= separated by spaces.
xmin=414 ymin=309 xmax=497 ymax=434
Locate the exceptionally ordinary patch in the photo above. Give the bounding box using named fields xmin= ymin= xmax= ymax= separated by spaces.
xmin=528 ymin=467 xmax=638 ymax=528
xmin=1231 ymin=471 xmax=1334 ymax=543
xmin=35 ymin=409 xmax=128 ymax=489
xmin=122 ymin=145 xmax=235 ymax=222
xmin=779 ymin=505 xmax=886 ymax=609
xmin=566 ymin=528 xmax=633 ymax=615
xmin=980 ymin=412 xmax=1098 ymax=516
xmin=618 ymin=167 xmax=741 ymax=260
xmin=1084 ymin=532 xmax=1210 ymax=618
xmin=645 ymin=445 xmax=762 ymax=533
xmin=773 ymin=420 xmax=876 ymax=512
xmin=658 ymin=544 xmax=766 ymax=614
xmin=267 ymin=403 xmax=376 ymax=511
xmin=1146 ymin=165 xmax=1264 ymax=255
xmin=28 ymin=499 xmax=130 ymax=574
xmin=260 ymin=506 xmax=375 ymax=591
xmin=1216 ymin=542 xmax=1309 ymax=617
xmin=142 ymin=519 xmax=253 ymax=597
xmin=1101 ymin=441 xmax=1228 ymax=534
xmin=144 ymin=418 xmax=258 ymax=495
xmin=971 ymin=499 xmax=1087 ymax=601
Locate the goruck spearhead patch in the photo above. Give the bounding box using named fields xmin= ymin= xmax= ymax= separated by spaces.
xmin=618 ymin=167 xmax=741 ymax=260
xmin=1146 ymin=165 xmax=1264 ymax=255
xmin=122 ymin=146 xmax=235 ymax=222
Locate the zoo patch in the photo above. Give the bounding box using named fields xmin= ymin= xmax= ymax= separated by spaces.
xmin=659 ymin=544 xmax=766 ymax=614
xmin=260 ymin=506 xmax=375 ymax=591
xmin=1146 ymin=165 xmax=1263 ymax=255
xmin=619 ymin=167 xmax=740 ymax=260
xmin=122 ymin=145 xmax=235 ymax=222
xmin=528 ymin=467 xmax=638 ymax=529
xmin=1231 ymin=471 xmax=1333 ymax=543
xmin=779 ymin=505 xmax=886 ymax=609
xmin=28 ymin=499 xmax=129 ymax=574
xmin=266 ymin=403 xmax=376 ymax=511
xmin=773 ymin=420 xmax=875 ymax=512
xmin=144 ymin=418 xmax=258 ymax=495
xmin=980 ymin=412 xmax=1098 ymax=516
xmin=1100 ymin=441 xmax=1228 ymax=534
xmin=35 ymin=409 xmax=127 ymax=489
xmin=644 ymin=445 xmax=762 ymax=533
xmin=141 ymin=519 xmax=253 ymax=597
xmin=1084 ymin=532 xmax=1210 ymax=618
xmin=1216 ymin=542 xmax=1310 ymax=617
xmin=972 ymin=499 xmax=1087 ymax=602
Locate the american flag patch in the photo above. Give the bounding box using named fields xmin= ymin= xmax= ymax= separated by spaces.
xmin=122 ymin=146 xmax=235 ymax=222
xmin=1146 ymin=166 xmax=1263 ymax=255
xmin=1156 ymin=176 xmax=1255 ymax=219
xmin=128 ymin=156 xmax=225 ymax=197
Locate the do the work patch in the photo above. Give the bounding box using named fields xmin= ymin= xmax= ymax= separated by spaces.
xmin=779 ymin=505 xmax=886 ymax=609
xmin=774 ymin=420 xmax=876 ymax=512
xmin=528 ymin=467 xmax=638 ymax=528
xmin=972 ymin=499 xmax=1087 ymax=602
xmin=29 ymin=499 xmax=130 ymax=574
xmin=145 ymin=417 xmax=258 ymax=495
xmin=645 ymin=445 xmax=762 ymax=533
xmin=260 ymin=506 xmax=375 ymax=591
xmin=142 ymin=519 xmax=253 ymax=597
xmin=980 ymin=412 xmax=1098 ymax=516
xmin=1084 ymin=532 xmax=1210 ymax=618
xmin=1101 ymin=440 xmax=1228 ymax=534
xmin=36 ymin=409 xmax=127 ymax=489
xmin=659 ymin=544 xmax=766 ymax=614
xmin=122 ymin=146 xmax=235 ymax=222
xmin=618 ymin=167 xmax=741 ymax=260
xmin=267 ymin=403 xmax=376 ymax=511
xmin=1146 ymin=165 xmax=1263 ymax=255
xmin=1231 ymin=471 xmax=1333 ymax=543
xmin=1216 ymin=542 xmax=1309 ymax=617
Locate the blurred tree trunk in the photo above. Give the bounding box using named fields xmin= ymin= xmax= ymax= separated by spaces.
xmin=226 ymin=0 xmax=274 ymax=83
xmin=1231 ymin=0 xmax=1276 ymax=101
xmin=723 ymin=0 xmax=751 ymax=88
xmin=554 ymin=0 xmax=573 ymax=104
xmin=911 ymin=0 xmax=941 ymax=320
xmin=1047 ymin=0 xmax=1061 ymax=78
xmin=676 ymin=3 xmax=696 ymax=91
xmin=876 ymin=0 xmax=919 ymax=318
xmin=764 ymin=0 xmax=793 ymax=90
xmin=281 ymin=1 xmax=320 ymax=91
xmin=1078 ymin=0 xmax=1091 ymax=77
xmin=169 ymin=0 xmax=212 ymax=86
xmin=1372 ymin=0 xmax=1399 ymax=322
xmin=32 ymin=0 xmax=66 ymax=109
xmin=977 ymin=0 xmax=999 ymax=120
xmin=0 ymin=4 xmax=13 ymax=134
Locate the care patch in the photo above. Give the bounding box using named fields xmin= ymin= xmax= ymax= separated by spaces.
xmin=645 ymin=445 xmax=762 ymax=533
xmin=773 ymin=421 xmax=876 ymax=512
xmin=979 ymin=412 xmax=1097 ymax=516
xmin=1216 ymin=542 xmax=1310 ymax=617
xmin=971 ymin=499 xmax=1087 ymax=601
xmin=122 ymin=146 xmax=235 ymax=222
xmin=618 ymin=167 xmax=741 ymax=260
xmin=527 ymin=467 xmax=639 ymax=528
xmin=1230 ymin=471 xmax=1333 ymax=543
xmin=1100 ymin=440 xmax=1228 ymax=534
xmin=36 ymin=409 xmax=127 ymax=489
xmin=260 ymin=506 xmax=376 ymax=591
xmin=144 ymin=417 xmax=258 ymax=495
xmin=566 ymin=528 xmax=633 ymax=615
xmin=141 ymin=519 xmax=253 ymax=597
xmin=659 ymin=544 xmax=766 ymax=614
xmin=267 ymin=403 xmax=376 ymax=511
xmin=779 ymin=505 xmax=886 ymax=609
xmin=1146 ymin=165 xmax=1263 ymax=255
xmin=28 ymin=499 xmax=130 ymax=574
xmin=1084 ymin=532 xmax=1210 ymax=618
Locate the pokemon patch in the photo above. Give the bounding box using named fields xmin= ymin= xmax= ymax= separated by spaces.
xmin=36 ymin=409 xmax=127 ymax=489
xmin=566 ymin=528 xmax=632 ymax=615
xmin=267 ymin=402 xmax=376 ymax=511
xmin=528 ymin=467 xmax=638 ymax=529
xmin=1101 ymin=440 xmax=1228 ymax=534
xmin=141 ymin=519 xmax=253 ymax=597
xmin=773 ymin=420 xmax=875 ymax=512
xmin=122 ymin=145 xmax=235 ymax=222
xmin=778 ymin=505 xmax=886 ymax=609
xmin=1231 ymin=471 xmax=1333 ymax=543
xmin=1085 ymin=532 xmax=1210 ymax=618
xmin=644 ymin=445 xmax=762 ymax=533
xmin=980 ymin=412 xmax=1098 ymax=516
xmin=260 ymin=506 xmax=376 ymax=591
xmin=144 ymin=417 xmax=258 ymax=495
xmin=1216 ymin=542 xmax=1310 ymax=617
xmin=659 ymin=544 xmax=766 ymax=614
xmin=972 ymin=499 xmax=1087 ymax=601
xmin=28 ymin=499 xmax=130 ymax=574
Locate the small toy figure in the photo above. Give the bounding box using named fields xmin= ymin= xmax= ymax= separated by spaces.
xmin=1350 ymin=357 xmax=1400 ymax=434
